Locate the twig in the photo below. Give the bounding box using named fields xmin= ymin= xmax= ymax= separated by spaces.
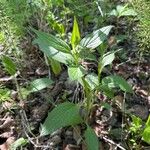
xmin=103 ymin=136 xmax=126 ymax=150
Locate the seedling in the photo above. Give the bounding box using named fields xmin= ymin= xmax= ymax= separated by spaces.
xmin=32 ymin=17 xmax=132 ymax=150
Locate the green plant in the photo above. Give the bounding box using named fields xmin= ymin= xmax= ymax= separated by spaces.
xmin=0 ymin=86 xmax=12 ymax=102
xmin=32 ymin=17 xmax=132 ymax=149
xmin=109 ymin=4 xmax=137 ymax=35
xmin=0 ymin=0 xmax=31 ymax=53
xmin=128 ymin=115 xmax=150 ymax=149
xmin=131 ymin=0 xmax=150 ymax=53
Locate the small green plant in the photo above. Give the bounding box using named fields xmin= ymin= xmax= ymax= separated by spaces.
xmin=109 ymin=4 xmax=137 ymax=35
xmin=0 ymin=86 xmax=12 ymax=102
xmin=128 ymin=115 xmax=150 ymax=149
xmin=32 ymin=17 xmax=132 ymax=149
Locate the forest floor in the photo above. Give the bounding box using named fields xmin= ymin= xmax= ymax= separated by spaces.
xmin=0 ymin=1 xmax=150 ymax=150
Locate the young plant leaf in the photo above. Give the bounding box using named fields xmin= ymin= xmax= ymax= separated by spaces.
xmin=146 ymin=115 xmax=150 ymax=127
xmin=80 ymin=25 xmax=113 ymax=49
xmin=84 ymin=73 xmax=99 ymax=90
xmin=84 ymin=126 xmax=99 ymax=150
xmin=50 ymin=58 xmax=62 ymax=75
xmin=10 ymin=138 xmax=28 ymax=150
xmin=30 ymin=78 xmax=53 ymax=92
xmin=71 ymin=17 xmax=81 ymax=49
xmin=142 ymin=126 xmax=150 ymax=144
xmin=1 ymin=56 xmax=17 ymax=75
xmin=32 ymin=28 xmax=70 ymax=53
xmin=32 ymin=29 xmax=73 ymax=64
xmin=102 ymin=75 xmax=132 ymax=93
xmin=68 ymin=66 xmax=86 ymax=81
xmin=40 ymin=102 xmax=83 ymax=136
xmin=100 ymin=51 xmax=115 ymax=69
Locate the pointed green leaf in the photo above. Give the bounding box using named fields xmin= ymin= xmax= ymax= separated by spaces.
xmin=71 ymin=17 xmax=81 ymax=48
xmin=68 ymin=66 xmax=86 ymax=81
xmin=142 ymin=126 xmax=150 ymax=144
xmin=146 ymin=115 xmax=150 ymax=127
xmin=80 ymin=26 xmax=113 ymax=49
xmin=32 ymin=29 xmax=73 ymax=64
xmin=100 ymin=51 xmax=115 ymax=69
xmin=30 ymin=78 xmax=53 ymax=92
xmin=40 ymin=102 xmax=83 ymax=136
xmin=84 ymin=73 xmax=99 ymax=90
xmin=1 ymin=56 xmax=17 ymax=75
xmin=84 ymin=126 xmax=99 ymax=150
xmin=102 ymin=75 xmax=132 ymax=93
xmin=32 ymin=28 xmax=70 ymax=53
xmin=50 ymin=58 xmax=62 ymax=75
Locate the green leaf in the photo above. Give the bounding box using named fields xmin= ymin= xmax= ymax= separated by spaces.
xmin=146 ymin=115 xmax=150 ymax=127
xmin=10 ymin=138 xmax=28 ymax=150
xmin=50 ymin=58 xmax=62 ymax=75
xmin=32 ymin=29 xmax=73 ymax=64
xmin=84 ymin=73 xmax=99 ymax=90
xmin=100 ymin=51 xmax=115 ymax=69
xmin=1 ymin=56 xmax=17 ymax=75
xmin=100 ymin=85 xmax=114 ymax=98
xmin=84 ymin=126 xmax=99 ymax=150
xmin=30 ymin=78 xmax=53 ymax=92
xmin=131 ymin=115 xmax=143 ymax=127
xmin=68 ymin=66 xmax=86 ymax=81
xmin=32 ymin=28 xmax=70 ymax=53
xmin=142 ymin=126 xmax=150 ymax=144
xmin=120 ymin=9 xmax=137 ymax=16
xmin=80 ymin=26 xmax=113 ymax=49
xmin=40 ymin=102 xmax=83 ymax=136
xmin=71 ymin=17 xmax=81 ymax=49
xmin=102 ymin=75 xmax=132 ymax=93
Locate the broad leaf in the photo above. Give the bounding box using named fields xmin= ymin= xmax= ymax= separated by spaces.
xmin=32 ymin=28 xmax=70 ymax=53
xmin=30 ymin=78 xmax=53 ymax=92
xmin=50 ymin=58 xmax=62 ymax=75
xmin=102 ymin=75 xmax=132 ymax=93
xmin=80 ymin=26 xmax=113 ymax=49
xmin=85 ymin=73 xmax=99 ymax=90
xmin=71 ymin=17 xmax=81 ymax=49
xmin=68 ymin=66 xmax=85 ymax=81
xmin=84 ymin=126 xmax=99 ymax=150
xmin=100 ymin=51 xmax=115 ymax=69
xmin=40 ymin=102 xmax=83 ymax=136
xmin=1 ymin=56 xmax=17 ymax=75
xmin=100 ymin=84 xmax=114 ymax=98
xmin=142 ymin=126 xmax=150 ymax=144
xmin=32 ymin=29 xmax=73 ymax=64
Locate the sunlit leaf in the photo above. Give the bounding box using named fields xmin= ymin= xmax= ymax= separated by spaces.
xmin=102 ymin=75 xmax=132 ymax=93
xmin=68 ymin=66 xmax=86 ymax=81
xmin=10 ymin=138 xmax=28 ymax=150
xmin=80 ymin=26 xmax=113 ymax=49
xmin=30 ymin=78 xmax=53 ymax=92
xmin=84 ymin=73 xmax=99 ymax=90
xmin=32 ymin=28 xmax=73 ymax=64
xmin=100 ymin=51 xmax=115 ymax=69
xmin=71 ymin=17 xmax=81 ymax=49
xmin=32 ymin=28 xmax=70 ymax=53
xmin=142 ymin=126 xmax=150 ymax=144
xmin=40 ymin=102 xmax=83 ymax=136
